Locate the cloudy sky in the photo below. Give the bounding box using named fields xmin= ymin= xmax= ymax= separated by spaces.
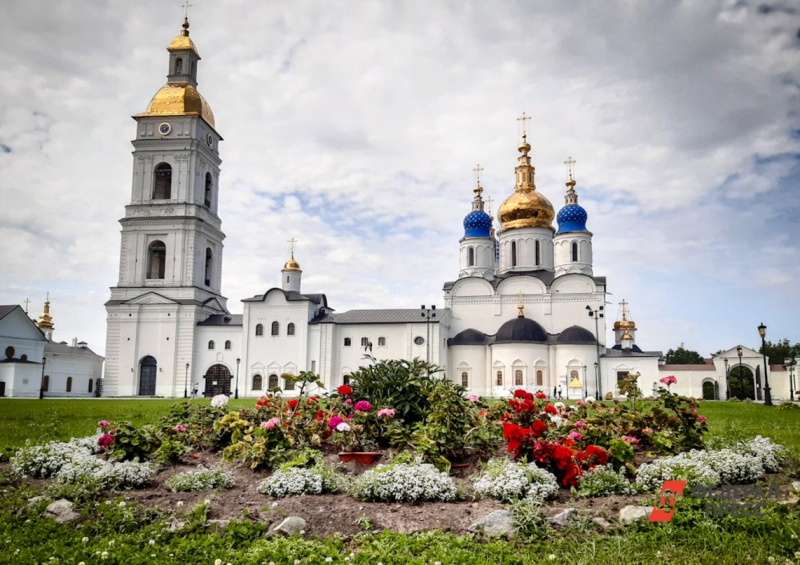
xmin=1 ymin=0 xmax=799 ymax=359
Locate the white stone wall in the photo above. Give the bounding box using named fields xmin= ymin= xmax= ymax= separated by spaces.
xmin=459 ymin=238 xmax=495 ymax=279
xmin=498 ymin=227 xmax=554 ymax=273
xmin=553 ymin=232 xmax=593 ymax=276
xmin=43 ymin=352 xmax=103 ymax=397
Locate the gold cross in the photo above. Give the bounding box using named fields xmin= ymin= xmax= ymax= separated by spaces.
xmin=287 ymin=238 xmax=298 ymax=256
xmin=473 ymin=164 xmax=484 ymax=186
xmin=486 ymin=196 xmax=494 ymax=216
xmin=564 ymin=156 xmax=576 ymax=181
xmin=182 ymin=1 xmax=193 ymax=19
xmin=620 ymin=299 xmax=629 ymax=320
xmin=46 ymin=291 xmax=50 ymax=302
xmin=24 ymin=298 xmax=30 ymax=314
xmin=517 ymin=111 xmax=531 ymax=139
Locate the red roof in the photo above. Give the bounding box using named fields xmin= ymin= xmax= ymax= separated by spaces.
xmin=659 ymin=364 xmax=716 ymax=371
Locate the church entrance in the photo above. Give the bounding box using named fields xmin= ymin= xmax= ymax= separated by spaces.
xmin=729 ymin=365 xmax=755 ymax=400
xmin=204 ymin=364 xmax=232 ymax=397
xmin=139 ymin=356 xmax=157 ymax=395
xmin=702 ymin=380 xmax=719 ymax=400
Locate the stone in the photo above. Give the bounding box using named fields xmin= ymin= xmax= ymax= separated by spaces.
xmin=266 ymin=516 xmax=307 ymax=538
xmin=549 ymin=508 xmax=578 ymax=527
xmin=44 ymin=499 xmax=80 ymax=524
xmin=592 ymin=516 xmax=613 ymax=531
xmin=792 ymin=481 xmax=800 ymax=492
xmin=207 ymin=519 xmax=230 ymax=528
xmin=619 ymin=505 xmax=653 ymax=525
xmin=468 ymin=510 xmax=515 ymax=536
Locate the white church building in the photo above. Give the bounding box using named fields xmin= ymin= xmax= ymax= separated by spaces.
xmin=102 ymin=19 xmax=796 ymax=402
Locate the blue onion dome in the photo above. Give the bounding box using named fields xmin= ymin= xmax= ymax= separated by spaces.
xmin=556 ymin=204 xmax=588 ymax=233
xmin=463 ymin=210 xmax=492 ymax=238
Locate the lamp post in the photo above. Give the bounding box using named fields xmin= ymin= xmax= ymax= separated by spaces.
xmin=783 ymin=353 xmax=796 ymax=403
xmin=39 ymin=356 xmax=47 ymax=400
xmin=586 ymin=305 xmax=604 ymax=398
xmin=583 ymin=365 xmax=587 ymax=399
xmin=724 ymin=358 xmax=730 ymax=400
xmin=737 ymin=346 xmax=744 ymax=400
xmin=593 ymin=362 xmax=598 ymax=399
xmin=421 ymin=305 xmax=437 ymax=364
xmin=184 ymin=363 xmax=189 ymax=398
xmin=235 ymin=357 xmax=241 ymax=400
xmin=758 ymin=323 xmax=772 ymax=406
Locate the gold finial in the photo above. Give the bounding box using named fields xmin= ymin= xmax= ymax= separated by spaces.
xmin=620 ymin=299 xmax=629 ymax=321
xmin=181 ymin=2 xmax=193 ymax=35
xmin=472 ymin=164 xmax=484 ymax=198
xmin=613 ymin=299 xmax=637 ymax=331
xmin=517 ymin=290 xmax=525 ymax=317
xmin=564 ymin=156 xmax=576 ymax=187
xmin=24 ymin=298 xmax=30 ymax=314
xmin=516 ymin=112 xmax=532 ymax=154
xmin=284 ymin=238 xmax=301 ymax=271
xmin=37 ymin=293 xmax=54 ymax=331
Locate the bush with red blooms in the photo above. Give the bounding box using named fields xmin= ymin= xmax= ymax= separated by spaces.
xmin=530 ymin=439 xmax=610 ymax=487
xmin=338 ymin=384 xmax=353 ymax=396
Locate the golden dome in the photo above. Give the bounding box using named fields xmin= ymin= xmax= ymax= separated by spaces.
xmin=613 ymin=300 xmax=637 ymax=331
xmin=168 ymin=35 xmax=199 ymax=56
xmin=136 ymin=83 xmax=215 ymax=128
xmin=283 ymin=255 xmax=301 ymax=271
xmin=37 ymin=297 xmax=54 ymax=331
xmin=498 ymin=138 xmax=554 ymax=230
xmin=621 ymin=330 xmax=633 ymax=340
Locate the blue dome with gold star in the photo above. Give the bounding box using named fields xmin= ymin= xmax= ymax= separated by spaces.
xmin=464 ymin=210 xmax=492 ymax=238
xmin=556 ymin=204 xmax=588 ymax=234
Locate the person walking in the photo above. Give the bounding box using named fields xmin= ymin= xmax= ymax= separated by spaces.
xmin=557 ymin=384 xmax=563 ymax=399
xmin=191 ymin=382 xmax=199 ymax=398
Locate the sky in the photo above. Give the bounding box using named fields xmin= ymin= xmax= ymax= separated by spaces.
xmin=1 ymin=0 xmax=799 ymax=359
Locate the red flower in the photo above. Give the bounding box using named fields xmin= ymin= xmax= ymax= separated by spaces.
xmin=287 ymin=399 xmax=299 ymax=409
xmin=315 ymin=409 xmax=325 ymax=421
xmin=544 ymin=404 xmax=557 ymax=415
xmin=580 ymin=445 xmax=609 ymax=466
xmin=255 ymin=396 xmax=270 ymax=407
xmin=513 ymin=389 xmax=530 ymax=399
xmin=337 ymin=385 xmax=353 ymax=396
xmin=530 ymin=420 xmax=547 ymax=437
xmin=535 ymin=392 xmax=547 ymax=399
xmin=306 ymin=396 xmax=319 ymax=405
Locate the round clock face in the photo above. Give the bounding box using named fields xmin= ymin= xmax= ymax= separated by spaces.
xmin=158 ymin=122 xmax=171 ymax=135
xmin=206 ymin=133 xmax=213 ymax=146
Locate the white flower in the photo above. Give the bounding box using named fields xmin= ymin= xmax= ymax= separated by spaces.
xmin=554 ymin=402 xmax=565 ymax=410
xmin=211 ymin=394 xmax=229 ymax=408
xmin=325 ymin=558 xmax=333 ymax=563
xmin=258 ymin=465 xmax=339 ymax=498
xmin=177 ymin=501 xmax=184 ymax=507
xmin=336 ymin=422 xmax=351 ymax=432
xmin=215 ymin=559 xmax=223 ymax=565
xmin=81 ymin=537 xmax=89 ymax=543
xmin=549 ymin=556 xmax=556 ymax=561
xmin=166 ymin=466 xmax=235 ymax=492
xmin=472 ymin=458 xmax=558 ymax=503
xmin=118 ymin=502 xmax=126 ymax=508
xmin=549 ymin=415 xmax=564 ymax=428
xmin=350 ymin=462 xmax=458 ymax=503
xmin=585 ymin=396 xmax=596 ymax=403
xmin=149 ymin=540 xmax=155 ymax=546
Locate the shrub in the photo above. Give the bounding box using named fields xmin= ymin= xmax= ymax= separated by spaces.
xmin=54 ymin=456 xmax=154 ymax=490
xmin=698 ymin=449 xmax=763 ymax=484
xmin=350 ymin=461 xmax=457 ymax=502
xmin=472 ymin=458 xmax=558 ymax=503
xmin=577 ymin=464 xmax=637 ymax=497
xmin=739 ymin=436 xmax=786 ymax=473
xmin=257 ymin=464 xmax=340 ymax=498
xmin=10 ymin=436 xmax=100 ymax=478
xmin=166 ymin=465 xmax=236 ymax=492
xmin=635 ymin=452 xmax=720 ymax=492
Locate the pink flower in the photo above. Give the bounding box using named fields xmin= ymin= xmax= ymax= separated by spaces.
xmin=377 ymin=408 xmax=396 ymax=418
xmin=97 ymin=433 xmax=114 ymax=450
xmin=622 ymin=436 xmax=639 ymax=445
xmin=354 ymin=400 xmax=372 ymax=412
xmin=568 ymin=431 xmax=583 ymax=441
xmin=575 ymin=399 xmax=587 ymax=406
xmin=698 ymin=415 xmax=707 ymax=423
xmin=642 ymin=427 xmax=653 ymax=434
xmin=574 ymin=421 xmax=586 ymax=428
xmin=659 ymin=375 xmax=677 ymax=386
xmin=328 ymin=415 xmax=344 ymax=430
xmin=98 ymin=420 xmax=110 ymax=428
xmin=173 ymin=425 xmax=187 ymax=432
xmin=467 ymin=394 xmax=480 ymax=402
xmin=345 ymin=399 xmax=353 ymax=405
xmin=335 ymin=422 xmax=351 ymax=432
xmin=261 ymin=417 xmax=281 ymax=430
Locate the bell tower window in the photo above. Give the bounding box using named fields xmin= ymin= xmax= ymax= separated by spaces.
xmin=205 ymin=248 xmax=213 ymax=286
xmin=204 ymin=173 xmax=212 ymax=207
xmin=175 ymin=58 xmax=183 ymax=74
xmin=535 ymin=240 xmax=541 ymax=266
xmin=153 ymin=163 xmax=172 ymax=200
xmin=147 ymin=241 xmax=166 ymax=279
xmin=468 ymin=247 xmax=475 ymax=266
xmin=572 ymin=242 xmax=578 ymax=262
xmin=511 ymin=241 xmax=517 ymax=267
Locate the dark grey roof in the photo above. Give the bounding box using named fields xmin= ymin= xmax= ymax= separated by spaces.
xmin=602 ymin=347 xmax=662 ymax=358
xmin=495 ymin=316 xmax=548 ymax=344
xmin=198 ymin=314 xmax=243 ymax=326
xmin=611 ymin=343 xmax=643 ymax=353
xmin=241 ymin=288 xmax=326 ymax=306
xmin=0 ymin=305 xmax=18 ymax=321
xmin=316 ymin=308 xmax=446 ymax=325
xmin=45 ymin=341 xmax=104 ymax=359
xmin=557 ymin=325 xmax=597 ymax=345
xmin=448 ymin=328 xmax=490 ymax=346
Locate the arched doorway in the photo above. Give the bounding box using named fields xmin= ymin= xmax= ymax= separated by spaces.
xmin=139 ymin=356 xmax=157 ymax=395
xmin=204 ymin=364 xmax=232 ymax=397
xmin=702 ymin=380 xmax=715 ymax=400
xmin=729 ymin=365 xmax=755 ymax=400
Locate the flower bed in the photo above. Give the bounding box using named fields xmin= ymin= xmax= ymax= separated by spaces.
xmin=258 ymin=464 xmax=340 ymax=498
xmin=472 ymin=457 xmax=559 ymax=503
xmin=166 ymin=465 xmax=236 ymax=492
xmin=350 ymin=461 xmax=458 ymax=503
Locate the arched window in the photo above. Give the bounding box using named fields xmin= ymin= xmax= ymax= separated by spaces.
xmin=205 ymin=248 xmax=213 ymax=286
xmin=287 ymin=323 xmax=295 ymax=336
xmin=284 ymin=376 xmax=295 ymax=390
xmin=252 ymin=374 xmax=263 ymax=390
xmin=511 ymin=241 xmax=517 ymax=267
xmin=496 ymin=370 xmax=503 ymax=386
xmin=268 ymin=374 xmax=279 ymax=389
xmin=361 ymin=337 xmax=369 ymax=347
xmin=147 ymin=241 xmax=166 ymax=279
xmin=468 ymin=247 xmax=475 ymax=266
xmin=66 ymin=377 xmax=72 ymax=392
xmin=42 ymin=375 xmax=50 ymax=392
xmin=175 ymin=58 xmax=183 ymax=74
xmin=208 ymin=340 xmax=215 ymax=350
xmin=255 ymin=324 xmax=263 ymax=336
xmin=535 ymin=240 xmax=541 ymax=266
xmin=378 ymin=337 xmax=386 ymax=346
xmin=515 ymin=370 xmax=523 ymax=386
xmin=153 ymin=163 xmax=172 ymax=200
xmin=572 ymin=242 xmax=578 ymax=262
xmin=224 ymin=340 xmax=231 ymax=350
xmin=271 ymin=321 xmax=279 ymax=336
xmin=461 ymin=372 xmax=469 ymax=387
xmin=536 ymin=370 xmax=543 ymax=386
xmin=344 ymin=338 xmax=351 ymax=346
xmin=204 ymin=172 xmax=212 ymax=207
xmin=88 ymin=379 xmax=93 ymax=393
xmin=343 ymin=375 xmax=351 ymax=386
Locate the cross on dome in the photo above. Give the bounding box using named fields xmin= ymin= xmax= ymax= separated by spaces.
xmin=182 ymin=1 xmax=193 ymax=19
xmin=564 ymin=156 xmax=576 ymax=181
xmin=517 ymin=111 xmax=531 ymax=141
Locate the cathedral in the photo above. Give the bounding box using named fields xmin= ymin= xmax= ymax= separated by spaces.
xmin=102 ymin=18 xmax=670 ymax=400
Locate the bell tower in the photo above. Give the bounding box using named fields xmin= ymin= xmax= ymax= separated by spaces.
xmin=104 ymin=15 xmax=228 ymax=397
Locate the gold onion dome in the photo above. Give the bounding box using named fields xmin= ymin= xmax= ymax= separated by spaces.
xmin=613 ymin=303 xmax=637 ymax=331
xmin=283 ymin=255 xmax=301 ymax=271
xmin=139 ymin=84 xmax=215 ymax=128
xmin=498 ymin=138 xmax=555 ymax=230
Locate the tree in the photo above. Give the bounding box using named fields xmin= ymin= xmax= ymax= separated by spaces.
xmin=664 ymin=346 xmax=706 ymax=365
xmin=758 ymin=339 xmax=800 ymax=366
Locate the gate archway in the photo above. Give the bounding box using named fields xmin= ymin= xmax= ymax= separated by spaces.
xmin=204 ymin=364 xmax=232 ymax=397
xmin=702 ymin=380 xmax=715 ymax=400
xmin=729 ymin=365 xmax=755 ymax=400
xmin=139 ymin=356 xmax=157 ymax=396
